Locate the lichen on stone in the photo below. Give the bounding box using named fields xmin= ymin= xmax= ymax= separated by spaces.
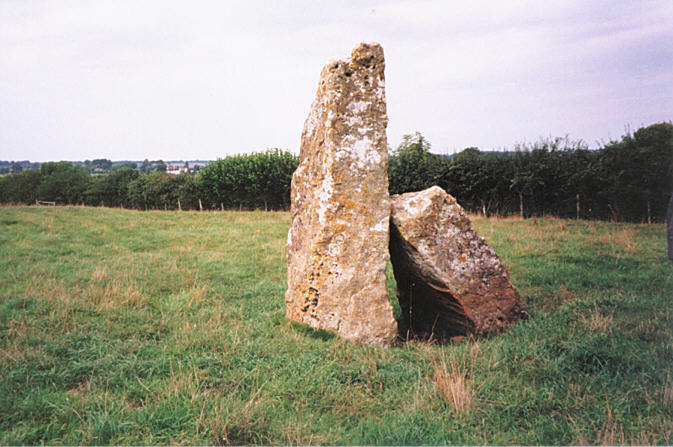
xmin=390 ymin=186 xmax=528 ymax=340
xmin=285 ymin=42 xmax=397 ymax=347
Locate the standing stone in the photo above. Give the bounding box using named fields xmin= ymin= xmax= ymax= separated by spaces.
xmin=390 ymin=186 xmax=528 ymax=340
xmin=285 ymin=43 xmax=397 ymax=346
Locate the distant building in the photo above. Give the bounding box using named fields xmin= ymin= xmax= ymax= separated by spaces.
xmin=166 ymin=162 xmax=208 ymax=175
xmin=166 ymin=163 xmax=188 ymax=175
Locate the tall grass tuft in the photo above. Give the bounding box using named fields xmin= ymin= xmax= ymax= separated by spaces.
xmin=432 ymin=353 xmax=473 ymax=415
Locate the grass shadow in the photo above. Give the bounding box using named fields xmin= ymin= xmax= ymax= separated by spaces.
xmin=290 ymin=322 xmax=337 ymax=341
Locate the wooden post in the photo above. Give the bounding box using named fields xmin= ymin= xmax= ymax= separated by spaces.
xmin=199 ymin=198 xmax=203 ymax=212
xmin=178 ymin=198 xmax=182 ymax=211
xmin=220 ymin=203 xmax=224 ymax=212
xmin=519 ymin=192 xmax=524 ymax=219
xmin=667 ymin=192 xmax=673 ymax=261
xmin=576 ymin=193 xmax=580 ymax=220
xmin=647 ymin=199 xmax=651 ymax=224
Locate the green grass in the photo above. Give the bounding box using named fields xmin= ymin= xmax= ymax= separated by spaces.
xmin=1 ymin=206 xmax=671 ymax=445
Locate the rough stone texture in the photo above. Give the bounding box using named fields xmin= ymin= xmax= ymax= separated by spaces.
xmin=285 ymin=43 xmax=397 ymax=346
xmin=390 ymin=186 xmax=528 ymax=340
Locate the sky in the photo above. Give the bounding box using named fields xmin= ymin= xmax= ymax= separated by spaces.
xmin=1 ymin=0 xmax=672 ymax=162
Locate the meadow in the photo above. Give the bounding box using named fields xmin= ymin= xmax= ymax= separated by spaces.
xmin=0 ymin=206 xmax=671 ymax=445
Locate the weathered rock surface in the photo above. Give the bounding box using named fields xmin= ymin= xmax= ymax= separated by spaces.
xmin=285 ymin=43 xmax=397 ymax=346
xmin=390 ymin=186 xmax=528 ymax=340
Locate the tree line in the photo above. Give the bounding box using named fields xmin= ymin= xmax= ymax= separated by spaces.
xmin=0 ymin=149 xmax=298 ymax=211
xmin=0 ymin=123 xmax=671 ymax=222
xmin=390 ymin=122 xmax=672 ymax=222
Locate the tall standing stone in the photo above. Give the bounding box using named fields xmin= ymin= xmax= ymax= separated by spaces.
xmin=285 ymin=43 xmax=398 ymax=346
xmin=390 ymin=186 xmax=528 ymax=340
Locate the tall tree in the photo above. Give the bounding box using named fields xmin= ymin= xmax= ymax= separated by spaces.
xmin=388 ymin=132 xmax=447 ymax=195
xmin=37 ymin=162 xmax=90 ymax=204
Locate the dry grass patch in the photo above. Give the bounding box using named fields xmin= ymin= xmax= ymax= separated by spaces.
xmin=596 ymin=406 xmax=625 ymax=445
xmin=87 ymin=279 xmax=145 ymax=310
xmin=431 ymin=353 xmax=473 ymax=415
xmin=578 ymin=304 xmax=614 ymax=334
xmin=536 ymin=285 xmax=580 ymax=312
xmin=596 ymin=226 xmax=639 ymax=259
xmin=663 ymin=375 xmax=673 ymax=406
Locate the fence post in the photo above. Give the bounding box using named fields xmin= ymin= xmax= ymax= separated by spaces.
xmin=667 ymin=192 xmax=673 ymax=261
xmin=199 ymin=198 xmax=203 ymax=212
xmin=647 ymin=200 xmax=651 ymax=224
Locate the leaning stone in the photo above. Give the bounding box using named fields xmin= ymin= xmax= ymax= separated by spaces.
xmin=285 ymin=43 xmax=398 ymax=346
xmin=389 ymin=186 xmax=528 ymax=340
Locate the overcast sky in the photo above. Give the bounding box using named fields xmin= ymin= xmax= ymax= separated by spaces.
xmin=1 ymin=0 xmax=672 ymax=162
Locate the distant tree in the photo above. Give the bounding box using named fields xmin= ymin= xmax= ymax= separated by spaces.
xmin=388 ymin=132 xmax=447 ymax=195
xmin=97 ymin=159 xmax=112 ymax=170
xmin=10 ymin=162 xmax=23 ymax=173
xmin=600 ymin=122 xmax=673 ymax=222
xmin=154 ymin=160 xmax=167 ymax=172
xmin=140 ymin=159 xmax=151 ymax=173
xmin=37 ymin=161 xmax=90 ymax=204
xmin=631 ymin=122 xmax=673 ymax=222
xmin=176 ymin=174 xmax=202 ymax=210
xmin=0 ymin=170 xmax=42 ymax=204
xmin=127 ymin=171 xmax=183 ymax=210
xmin=444 ymin=148 xmax=509 ymax=215
xmin=199 ymin=149 xmax=298 ymax=210
xmin=113 ymin=161 xmax=137 ymax=171
xmin=85 ymin=167 xmax=139 ymax=207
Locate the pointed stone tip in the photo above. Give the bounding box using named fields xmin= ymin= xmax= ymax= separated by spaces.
xmin=351 ymin=42 xmax=384 ymax=67
xmin=394 ymin=185 xmax=457 ymax=207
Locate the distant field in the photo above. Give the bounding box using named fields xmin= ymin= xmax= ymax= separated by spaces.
xmin=1 ymin=206 xmax=671 ymax=445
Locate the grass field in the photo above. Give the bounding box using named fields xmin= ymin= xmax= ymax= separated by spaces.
xmin=1 ymin=205 xmax=672 ymax=445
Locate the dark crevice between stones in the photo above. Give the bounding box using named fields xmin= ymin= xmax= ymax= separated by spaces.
xmin=389 ymin=221 xmax=473 ymax=343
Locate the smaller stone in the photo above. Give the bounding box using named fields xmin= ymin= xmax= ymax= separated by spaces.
xmin=390 ymin=186 xmax=528 ymax=340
